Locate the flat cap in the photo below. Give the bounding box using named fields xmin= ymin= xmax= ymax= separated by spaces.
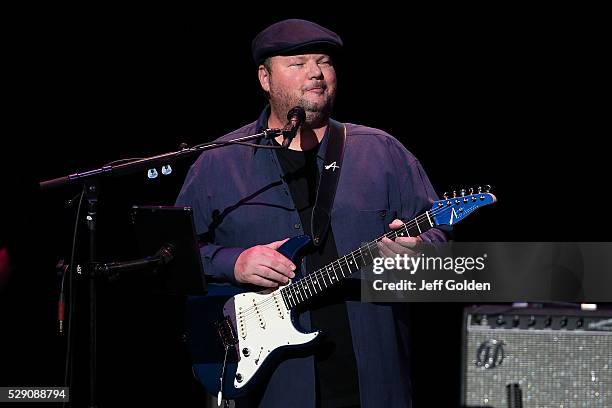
xmin=252 ymin=19 xmax=343 ymax=64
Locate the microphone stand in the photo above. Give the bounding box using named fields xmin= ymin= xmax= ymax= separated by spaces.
xmin=39 ymin=128 xmax=282 ymax=407
xmin=86 ymin=180 xmax=98 ymax=408
xmin=40 ymin=128 xmax=283 ymax=190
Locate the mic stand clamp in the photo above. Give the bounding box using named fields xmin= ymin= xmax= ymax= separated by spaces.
xmin=77 ymin=244 xmax=175 ymax=282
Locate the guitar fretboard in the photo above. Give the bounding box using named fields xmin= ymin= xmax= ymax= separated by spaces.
xmin=280 ymin=210 xmax=435 ymax=309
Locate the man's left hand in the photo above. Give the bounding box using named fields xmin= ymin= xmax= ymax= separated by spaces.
xmin=377 ymin=219 xmax=423 ymax=258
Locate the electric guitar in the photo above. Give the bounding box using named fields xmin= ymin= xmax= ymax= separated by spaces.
xmin=185 ymin=187 xmax=496 ymax=401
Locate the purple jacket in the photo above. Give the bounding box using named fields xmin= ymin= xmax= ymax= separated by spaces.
xmin=176 ymin=107 xmax=448 ymax=407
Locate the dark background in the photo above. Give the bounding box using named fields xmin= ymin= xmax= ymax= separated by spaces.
xmin=1 ymin=7 xmax=607 ymax=407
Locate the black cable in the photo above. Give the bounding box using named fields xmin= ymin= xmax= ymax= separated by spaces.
xmin=63 ymin=186 xmax=85 ymax=408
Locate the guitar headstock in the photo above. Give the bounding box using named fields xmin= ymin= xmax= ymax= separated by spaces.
xmin=430 ymin=186 xmax=496 ymax=226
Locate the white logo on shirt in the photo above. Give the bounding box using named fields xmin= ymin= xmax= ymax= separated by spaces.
xmin=325 ymin=161 xmax=340 ymax=171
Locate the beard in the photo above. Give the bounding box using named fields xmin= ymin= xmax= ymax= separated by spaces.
xmin=269 ymin=84 xmax=336 ymax=128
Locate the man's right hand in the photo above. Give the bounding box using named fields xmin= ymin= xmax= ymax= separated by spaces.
xmin=234 ymin=238 xmax=296 ymax=287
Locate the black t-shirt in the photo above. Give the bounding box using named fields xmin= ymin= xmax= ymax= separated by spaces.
xmin=275 ymin=141 xmax=360 ymax=408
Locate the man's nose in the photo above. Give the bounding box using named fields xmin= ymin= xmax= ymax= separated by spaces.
xmin=306 ymin=61 xmax=323 ymax=79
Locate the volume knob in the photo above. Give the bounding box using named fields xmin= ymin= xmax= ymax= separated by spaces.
xmin=528 ymin=316 xmax=536 ymax=327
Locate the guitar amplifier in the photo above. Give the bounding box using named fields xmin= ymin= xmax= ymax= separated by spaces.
xmin=462 ymin=304 xmax=612 ymax=407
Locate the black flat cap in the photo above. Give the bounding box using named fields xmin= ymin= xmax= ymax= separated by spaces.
xmin=252 ymin=19 xmax=343 ymax=64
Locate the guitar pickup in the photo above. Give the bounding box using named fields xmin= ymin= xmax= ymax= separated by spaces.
xmin=215 ymin=316 xmax=238 ymax=348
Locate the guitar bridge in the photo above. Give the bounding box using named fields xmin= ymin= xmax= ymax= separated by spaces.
xmin=215 ymin=316 xmax=238 ymax=348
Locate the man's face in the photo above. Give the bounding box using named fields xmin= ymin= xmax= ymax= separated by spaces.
xmin=259 ymin=53 xmax=337 ymax=126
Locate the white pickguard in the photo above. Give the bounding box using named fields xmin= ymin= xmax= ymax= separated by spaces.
xmin=223 ymin=288 xmax=319 ymax=389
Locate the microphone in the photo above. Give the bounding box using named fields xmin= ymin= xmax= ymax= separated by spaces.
xmin=282 ymin=106 xmax=306 ymax=148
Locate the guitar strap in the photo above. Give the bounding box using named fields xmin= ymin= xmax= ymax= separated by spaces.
xmin=311 ymin=118 xmax=346 ymax=247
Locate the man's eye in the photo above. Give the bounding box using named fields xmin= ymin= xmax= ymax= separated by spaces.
xmin=319 ymin=61 xmax=331 ymax=65
xmin=290 ymin=63 xmax=304 ymax=67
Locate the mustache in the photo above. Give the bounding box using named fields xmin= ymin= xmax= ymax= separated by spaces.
xmin=303 ymin=83 xmax=327 ymax=91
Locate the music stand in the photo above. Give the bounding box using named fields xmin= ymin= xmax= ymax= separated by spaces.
xmin=130 ymin=205 xmax=207 ymax=295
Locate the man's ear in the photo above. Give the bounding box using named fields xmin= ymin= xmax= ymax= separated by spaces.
xmin=258 ymin=64 xmax=271 ymax=93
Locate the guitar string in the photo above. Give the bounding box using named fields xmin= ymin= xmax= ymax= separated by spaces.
xmin=288 ymin=194 xmax=492 ymax=298
xmin=233 ymin=198 xmax=484 ymax=323
xmin=234 ymin=199 xmax=482 ymax=324
xmin=234 ymin=203 xmax=449 ymax=320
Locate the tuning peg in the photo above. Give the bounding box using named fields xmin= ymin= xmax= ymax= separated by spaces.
xmin=485 ymin=184 xmax=491 ymax=193
xmin=477 ymin=186 xmax=482 ymax=193
xmin=469 ymin=187 xmax=474 ymax=195
xmin=453 ymin=191 xmax=457 ymax=198
xmin=460 ymin=189 xmax=466 ymax=197
xmin=443 ymin=192 xmax=449 ymax=199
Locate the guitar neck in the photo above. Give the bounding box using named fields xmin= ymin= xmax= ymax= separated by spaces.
xmin=280 ymin=210 xmax=436 ymax=309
